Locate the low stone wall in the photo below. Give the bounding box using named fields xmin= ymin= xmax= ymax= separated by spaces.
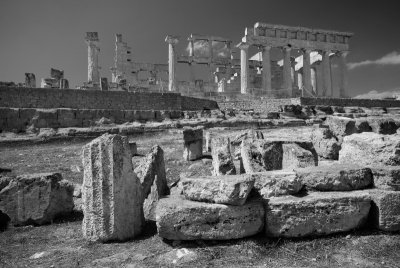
xmin=217 ymin=98 xmax=300 ymax=113
xmin=0 ymin=87 xmax=218 ymax=111
xmin=0 ymin=107 xmax=184 ymax=131
xmin=300 ymin=97 xmax=400 ymax=108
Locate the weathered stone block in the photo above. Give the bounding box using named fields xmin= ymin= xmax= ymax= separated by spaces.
xmin=129 ymin=141 xmax=137 ymax=156
xmin=339 ymin=133 xmax=400 ymax=166
xmin=282 ymin=143 xmax=317 ymax=170
xmin=296 ymin=164 xmax=373 ymax=191
xmin=241 ymin=139 xmax=283 ymax=173
xmin=0 ymin=173 xmax=74 ymax=226
xmin=251 ymin=171 xmax=303 ymax=198
xmin=265 ymin=191 xmax=371 ymax=237
xmin=369 ymin=190 xmax=400 ymax=231
xmin=134 ymin=145 xmax=168 ymax=221
xmin=370 ymin=166 xmax=400 ymax=191
xmin=311 ymin=125 xmax=341 ymax=160
xmin=156 ymin=196 xmax=264 ymax=240
xmin=324 ymin=116 xmax=357 ymax=139
xmin=183 ymin=127 xmax=203 ymax=161
xmin=367 ymin=117 xmax=399 ymax=134
xmin=180 ymin=174 xmax=254 ymax=205
xmin=211 ymin=136 xmax=236 ymax=175
xmin=82 ymin=134 xmax=144 ymax=242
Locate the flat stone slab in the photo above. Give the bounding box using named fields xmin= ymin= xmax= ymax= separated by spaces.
xmin=370 ymin=166 xmax=400 ymax=191
xmin=339 ymin=133 xmax=400 ymax=166
xmin=180 ymin=174 xmax=254 ymax=206
xmin=265 ymin=191 xmax=371 ymax=238
xmin=251 ymin=171 xmax=303 ymax=198
xmin=156 ymin=196 xmax=264 ymax=240
xmin=369 ymin=190 xmax=400 ymax=231
xmin=295 ymin=164 xmax=373 ymax=191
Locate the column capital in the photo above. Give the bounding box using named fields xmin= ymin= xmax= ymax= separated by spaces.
xmin=236 ymin=42 xmax=250 ymax=50
xmin=301 ymin=48 xmax=313 ymax=54
xmin=165 ymin=35 xmax=179 ymax=45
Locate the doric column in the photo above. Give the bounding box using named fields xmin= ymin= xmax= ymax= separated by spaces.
xmin=165 ymin=35 xmax=179 ymax=92
xmin=297 ymin=71 xmax=303 ymax=90
xmin=302 ymin=49 xmax=312 ymax=94
xmin=338 ymin=51 xmax=349 ymax=98
xmin=85 ymin=32 xmax=100 ymax=85
xmin=311 ymin=67 xmax=317 ymax=95
xmin=237 ymin=42 xmax=250 ymax=94
xmin=322 ymin=50 xmax=332 ymax=97
xmin=283 ymin=46 xmax=292 ymax=96
xmin=261 ymin=45 xmax=272 ymax=95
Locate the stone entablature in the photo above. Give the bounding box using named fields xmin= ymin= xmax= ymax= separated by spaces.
xmin=247 ymin=22 xmax=353 ymax=51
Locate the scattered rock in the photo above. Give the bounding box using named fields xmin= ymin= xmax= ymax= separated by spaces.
xmin=324 ymin=116 xmax=357 ymax=139
xmin=282 ymin=143 xmax=317 ymax=170
xmin=369 ymin=189 xmax=400 ymax=231
xmin=134 ymin=145 xmax=168 ymax=221
xmin=0 ymin=173 xmax=74 ymax=226
xmin=156 ymin=196 xmax=264 ymax=240
xmin=82 ymin=134 xmax=143 ymax=242
xmin=211 ymin=136 xmax=236 ymax=175
xmin=241 ymin=139 xmax=283 ymax=173
xmin=157 ymin=248 xmax=198 ymax=266
xmin=295 ymin=164 xmax=373 ymax=191
xmin=180 ymin=174 xmax=255 ymax=205
xmin=339 ymin=133 xmax=400 ymax=166
xmin=265 ymin=191 xmax=371 ymax=237
xmin=251 ymin=171 xmax=303 ymax=198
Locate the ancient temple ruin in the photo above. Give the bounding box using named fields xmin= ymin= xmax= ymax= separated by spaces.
xmin=165 ymin=22 xmax=353 ymax=99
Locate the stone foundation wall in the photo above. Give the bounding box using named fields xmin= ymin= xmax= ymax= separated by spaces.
xmin=0 ymin=87 xmax=218 ymax=111
xmin=218 ymin=98 xmax=300 ymax=113
xmin=300 ymin=97 xmax=400 ymax=108
xmin=0 ymin=107 xmax=185 ymax=131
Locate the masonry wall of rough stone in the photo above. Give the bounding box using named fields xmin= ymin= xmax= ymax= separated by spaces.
xmin=0 ymin=87 xmax=218 ymax=111
xmin=218 ymin=98 xmax=300 ymax=113
xmin=299 ymin=97 xmax=400 ymax=108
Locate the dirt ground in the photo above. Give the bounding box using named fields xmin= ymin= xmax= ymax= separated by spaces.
xmin=0 ymin=128 xmax=399 ymax=268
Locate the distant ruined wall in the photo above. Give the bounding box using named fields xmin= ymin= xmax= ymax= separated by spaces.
xmin=299 ymin=97 xmax=400 ymax=108
xmin=218 ymin=98 xmax=299 ymax=113
xmin=0 ymin=87 xmax=218 ymax=111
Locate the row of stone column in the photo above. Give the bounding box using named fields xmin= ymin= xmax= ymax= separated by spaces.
xmin=237 ymin=42 xmax=348 ymax=98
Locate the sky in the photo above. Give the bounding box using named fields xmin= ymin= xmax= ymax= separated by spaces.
xmin=0 ymin=0 xmax=399 ymax=97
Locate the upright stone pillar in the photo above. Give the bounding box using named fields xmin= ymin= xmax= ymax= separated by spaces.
xmin=24 ymin=73 xmax=36 ymax=88
xmin=297 ymin=71 xmax=303 ymax=90
xmin=322 ymin=50 xmax=332 ymax=97
xmin=311 ymin=67 xmax=317 ymax=95
xmin=302 ymin=49 xmax=312 ymax=94
xmin=283 ymin=46 xmax=293 ymax=96
xmin=338 ymin=51 xmax=349 ymax=98
xmin=85 ymin=32 xmax=100 ymax=85
xmin=261 ymin=46 xmax=272 ymax=95
xmin=237 ymin=42 xmax=250 ymax=94
xmin=82 ymin=134 xmax=144 ymax=242
xmin=165 ymin=35 xmax=179 ymax=92
xmin=100 ymin=77 xmax=108 ymax=91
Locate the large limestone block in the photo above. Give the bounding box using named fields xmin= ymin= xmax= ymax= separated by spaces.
xmin=241 ymin=139 xmax=283 ymax=173
xmin=265 ymin=191 xmax=371 ymax=237
xmin=135 ymin=145 xmax=169 ymax=221
xmin=251 ymin=171 xmax=303 ymax=198
xmin=0 ymin=173 xmax=74 ymax=226
xmin=211 ymin=136 xmax=236 ymax=175
xmin=324 ymin=116 xmax=357 ymax=139
xmin=295 ymin=164 xmax=373 ymax=191
xmin=156 ymin=196 xmax=264 ymax=240
xmin=82 ymin=134 xmax=143 ymax=242
xmin=311 ymin=126 xmax=341 ymax=160
xmin=180 ymin=174 xmax=254 ymax=205
xmin=369 ymin=190 xmax=400 ymax=231
xmin=370 ymin=166 xmax=400 ymax=191
xmin=183 ymin=127 xmax=203 ymax=161
xmin=339 ymin=133 xmax=400 ymax=166
xmin=282 ymin=143 xmax=317 ymax=170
